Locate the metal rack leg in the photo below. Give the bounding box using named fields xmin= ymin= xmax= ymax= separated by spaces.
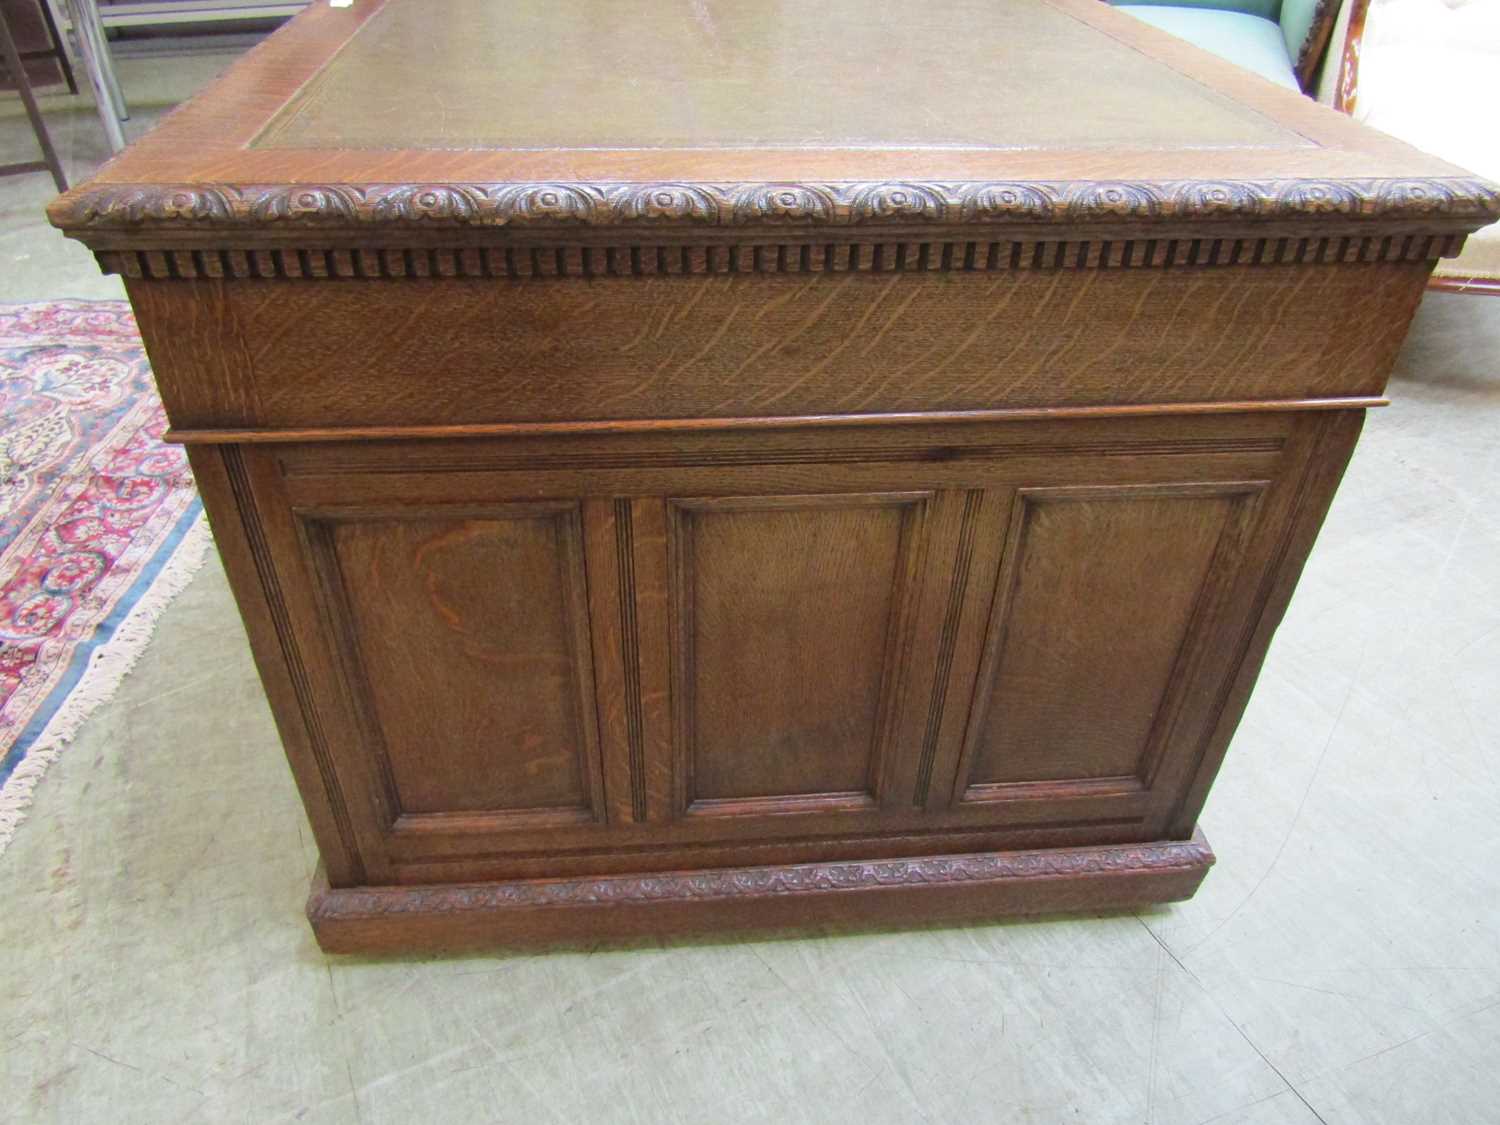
xmin=81 ymin=0 xmax=126 ymax=120
xmin=38 ymin=0 xmax=80 ymax=94
xmin=60 ymin=0 xmax=124 ymax=153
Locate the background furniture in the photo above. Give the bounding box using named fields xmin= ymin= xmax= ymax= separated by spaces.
xmin=1108 ymin=0 xmax=1340 ymax=92
xmin=46 ymin=0 xmax=309 ymax=158
xmin=93 ymin=0 xmax=304 ymax=28
xmin=49 ymin=0 xmax=1499 ymax=953
xmin=0 ymin=0 xmax=66 ymax=188
xmin=1 ymin=0 xmax=75 ymax=92
xmin=1335 ymin=0 xmax=1499 ymax=294
xmin=58 ymin=0 xmax=125 ymax=152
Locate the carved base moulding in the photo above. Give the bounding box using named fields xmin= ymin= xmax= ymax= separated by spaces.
xmin=308 ymin=832 xmax=1215 ymax=953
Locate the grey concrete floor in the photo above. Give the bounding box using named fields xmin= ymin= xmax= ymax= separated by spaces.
xmin=1 ymin=50 xmax=240 ymax=302
xmin=3 ymin=53 xmax=1500 ymax=1125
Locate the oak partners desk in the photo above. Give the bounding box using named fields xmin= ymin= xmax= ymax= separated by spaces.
xmin=50 ymin=0 xmax=1499 ymax=953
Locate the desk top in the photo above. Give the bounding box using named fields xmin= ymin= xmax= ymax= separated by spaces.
xmin=254 ymin=0 xmax=1298 ymax=152
xmin=49 ymin=0 xmax=1499 ymax=247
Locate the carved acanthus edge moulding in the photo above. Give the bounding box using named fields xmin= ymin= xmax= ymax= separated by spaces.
xmin=50 ymin=176 xmax=1500 ymax=235
xmin=308 ymin=834 xmax=1215 ymax=918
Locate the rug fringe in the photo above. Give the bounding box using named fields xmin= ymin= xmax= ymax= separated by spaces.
xmin=0 ymin=516 xmax=214 ymax=857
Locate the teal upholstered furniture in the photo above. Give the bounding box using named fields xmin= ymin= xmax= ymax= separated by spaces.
xmin=1109 ymin=0 xmax=1333 ymax=93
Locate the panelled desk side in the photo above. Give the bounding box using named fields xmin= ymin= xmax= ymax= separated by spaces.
xmin=48 ymin=0 xmax=1500 ymax=952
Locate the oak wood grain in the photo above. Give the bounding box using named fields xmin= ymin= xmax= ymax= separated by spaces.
xmin=126 ymin=265 xmax=1428 ymax=432
xmin=670 ymin=494 xmax=926 ymax=814
xmin=58 ymin=0 xmax=1452 ymax=949
xmin=956 ymin=483 xmax=1263 ymax=796
xmin=174 ymin=411 xmax=1345 ymax=902
xmin=300 ymin=506 xmax=604 ymax=822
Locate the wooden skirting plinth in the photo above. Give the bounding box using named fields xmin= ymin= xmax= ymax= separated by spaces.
xmin=307 ymin=831 xmax=1214 ymax=954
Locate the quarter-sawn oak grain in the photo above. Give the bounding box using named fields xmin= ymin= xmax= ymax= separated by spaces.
xmin=51 ymin=0 xmax=1498 ymax=952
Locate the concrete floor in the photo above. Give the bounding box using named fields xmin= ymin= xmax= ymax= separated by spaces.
xmin=1 ymin=50 xmax=240 ymax=302
xmin=3 ymin=53 xmax=1500 ymax=1125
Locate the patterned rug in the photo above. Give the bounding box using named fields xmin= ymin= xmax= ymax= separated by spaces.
xmin=0 ymin=301 xmax=210 ymax=854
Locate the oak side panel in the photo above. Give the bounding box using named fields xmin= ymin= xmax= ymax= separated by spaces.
xmin=256 ymin=413 xmax=1299 ymax=874
xmin=1166 ymin=409 xmax=1368 ymax=835
xmin=958 ymin=484 xmax=1260 ymax=793
xmin=669 ymin=494 xmax=927 ymax=814
xmin=126 ymin=266 xmax=1429 ymax=431
xmin=301 ymin=505 xmax=604 ymax=821
xmin=233 ymin=446 xmax=419 ymax=882
xmin=175 ymin=410 xmax=1346 ymax=888
xmin=183 ymin=445 xmax=364 ymax=885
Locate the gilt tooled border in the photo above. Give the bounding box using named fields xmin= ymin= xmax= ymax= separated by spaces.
xmin=310 ymin=838 xmax=1215 ymax=918
xmin=51 ymin=177 xmax=1500 ymax=232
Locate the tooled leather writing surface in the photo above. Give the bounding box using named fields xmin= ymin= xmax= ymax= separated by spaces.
xmin=253 ymin=0 xmax=1304 ymax=151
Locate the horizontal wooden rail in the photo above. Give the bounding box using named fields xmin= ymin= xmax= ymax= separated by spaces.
xmin=165 ymin=396 xmax=1389 ymax=446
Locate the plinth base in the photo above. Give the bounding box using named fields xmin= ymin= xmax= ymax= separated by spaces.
xmin=307 ymin=830 xmax=1214 ymax=954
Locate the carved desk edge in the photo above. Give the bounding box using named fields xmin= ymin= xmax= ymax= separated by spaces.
xmin=48 ymin=177 xmax=1500 ymax=281
xmin=45 ymin=175 xmax=1499 ymax=239
xmin=306 ymin=830 xmax=1215 ymax=950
